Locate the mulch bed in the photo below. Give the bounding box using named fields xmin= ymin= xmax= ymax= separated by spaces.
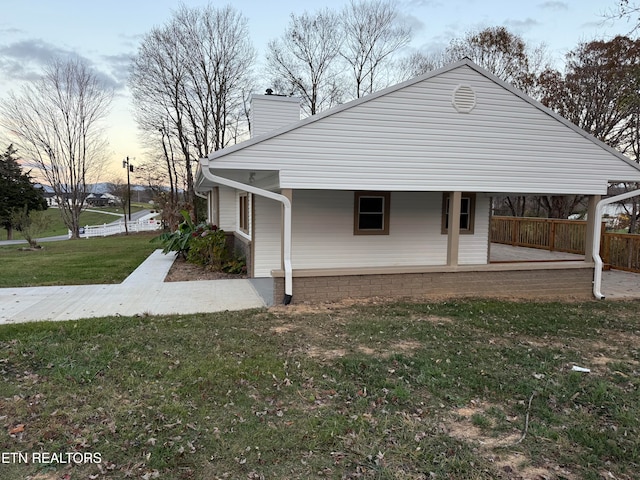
xmin=164 ymin=255 xmax=247 ymax=282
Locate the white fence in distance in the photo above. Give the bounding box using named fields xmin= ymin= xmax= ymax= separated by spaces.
xmin=69 ymin=217 xmax=162 ymax=239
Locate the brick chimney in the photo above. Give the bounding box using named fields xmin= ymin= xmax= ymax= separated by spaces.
xmin=249 ymin=89 xmax=301 ymax=138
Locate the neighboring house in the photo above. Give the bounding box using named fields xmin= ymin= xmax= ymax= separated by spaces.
xmin=195 ymin=59 xmax=640 ymax=305
xmin=85 ymin=193 xmax=116 ymax=207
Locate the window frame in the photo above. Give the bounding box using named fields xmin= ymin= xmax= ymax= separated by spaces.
xmin=354 ymin=191 xmax=390 ymax=235
xmin=441 ymin=192 xmax=476 ymax=234
xmin=238 ymin=193 xmax=249 ymax=234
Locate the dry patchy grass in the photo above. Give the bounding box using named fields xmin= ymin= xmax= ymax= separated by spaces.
xmin=1 ymin=299 xmax=639 ymax=479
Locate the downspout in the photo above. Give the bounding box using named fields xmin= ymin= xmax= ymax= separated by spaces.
xmin=198 ymin=160 xmax=293 ymax=304
xmin=592 ymin=189 xmax=640 ymax=299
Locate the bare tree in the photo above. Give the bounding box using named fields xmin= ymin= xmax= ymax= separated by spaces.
xmin=607 ymin=0 xmax=640 ymax=33
xmin=130 ymin=4 xmax=255 ymax=222
xmin=393 ymin=51 xmax=445 ymax=81
xmin=266 ymin=9 xmax=344 ymax=115
xmin=106 ymin=178 xmax=130 ymax=235
xmin=443 ymin=26 xmax=548 ymax=95
xmin=0 ymin=58 xmax=112 ymax=238
xmin=539 ymin=37 xmax=640 ymax=149
xmin=537 ymin=36 xmax=640 ymax=221
xmin=341 ymin=0 xmax=411 ymax=98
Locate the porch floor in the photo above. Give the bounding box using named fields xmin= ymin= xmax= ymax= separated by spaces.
xmin=490 ymin=243 xmax=584 ymax=262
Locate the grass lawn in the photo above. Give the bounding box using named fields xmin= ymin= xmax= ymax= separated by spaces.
xmin=1 ymin=299 xmax=639 ymax=479
xmin=0 ymin=232 xmax=160 ymax=287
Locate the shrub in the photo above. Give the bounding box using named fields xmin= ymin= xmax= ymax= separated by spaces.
xmin=155 ymin=210 xmax=247 ymax=274
xmin=222 ymin=256 xmax=247 ymax=274
xmin=187 ymin=224 xmax=228 ymax=269
xmin=154 ymin=211 xmax=196 ymax=258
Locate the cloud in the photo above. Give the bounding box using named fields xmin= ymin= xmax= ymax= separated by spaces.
xmin=0 ymin=38 xmax=125 ymax=92
xmin=505 ymin=18 xmax=541 ymax=32
xmin=0 ymin=39 xmax=73 ymax=81
xmin=101 ymin=53 xmax=134 ymax=89
xmin=538 ymin=1 xmax=569 ymax=11
xmin=405 ymin=0 xmax=443 ymax=7
xmin=399 ymin=12 xmax=427 ymax=35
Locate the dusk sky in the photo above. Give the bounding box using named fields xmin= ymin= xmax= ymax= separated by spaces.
xmin=0 ymin=0 xmax=634 ymax=180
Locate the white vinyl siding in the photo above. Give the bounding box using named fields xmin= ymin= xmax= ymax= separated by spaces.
xmin=459 ymin=197 xmax=490 ymax=265
xmin=208 ymin=64 xmax=640 ymax=195
xmin=218 ymin=186 xmax=236 ymax=231
xmin=287 ymin=190 xmax=489 ymax=269
xmin=253 ymin=196 xmax=282 ymax=277
xmin=250 ymin=95 xmax=300 ymax=137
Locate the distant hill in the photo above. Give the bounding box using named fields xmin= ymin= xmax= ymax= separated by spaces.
xmin=89 ymin=183 xmax=146 ymax=194
xmin=37 ymin=183 xmax=146 ymax=194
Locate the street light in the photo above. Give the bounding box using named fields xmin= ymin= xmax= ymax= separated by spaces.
xmin=122 ymin=156 xmax=134 ymax=221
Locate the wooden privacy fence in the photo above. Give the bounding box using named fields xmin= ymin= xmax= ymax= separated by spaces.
xmin=491 ymin=216 xmax=640 ymax=273
xmin=601 ymin=233 xmax=640 ymax=273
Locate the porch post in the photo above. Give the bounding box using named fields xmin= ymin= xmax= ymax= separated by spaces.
xmin=447 ymin=191 xmax=462 ymax=266
xmin=584 ymin=194 xmax=601 ymax=263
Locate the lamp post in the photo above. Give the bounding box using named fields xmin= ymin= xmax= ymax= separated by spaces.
xmin=122 ymin=156 xmax=134 ymax=221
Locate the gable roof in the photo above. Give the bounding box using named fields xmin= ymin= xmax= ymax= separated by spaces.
xmin=200 ymin=59 xmax=640 ymax=195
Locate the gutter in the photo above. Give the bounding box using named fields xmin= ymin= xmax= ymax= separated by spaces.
xmin=197 ymin=160 xmax=293 ymax=304
xmin=592 ymin=189 xmax=640 ymax=299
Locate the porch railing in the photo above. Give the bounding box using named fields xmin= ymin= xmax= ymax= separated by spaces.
xmin=491 ymin=216 xmax=640 ymax=273
xmin=491 ymin=216 xmax=588 ymax=254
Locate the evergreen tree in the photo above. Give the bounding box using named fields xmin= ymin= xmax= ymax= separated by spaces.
xmin=0 ymin=144 xmax=47 ymax=239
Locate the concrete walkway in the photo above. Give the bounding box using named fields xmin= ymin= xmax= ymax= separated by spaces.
xmin=0 ymin=250 xmax=267 ymax=324
xmin=1 ymin=245 xmax=638 ymax=325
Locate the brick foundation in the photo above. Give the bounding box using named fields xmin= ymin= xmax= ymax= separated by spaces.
xmin=273 ymin=267 xmax=594 ymax=304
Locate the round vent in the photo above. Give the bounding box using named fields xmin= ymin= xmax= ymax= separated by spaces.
xmin=452 ymin=85 xmax=476 ymax=113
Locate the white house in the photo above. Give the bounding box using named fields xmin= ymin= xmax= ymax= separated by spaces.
xmin=195 ymin=59 xmax=640 ymax=305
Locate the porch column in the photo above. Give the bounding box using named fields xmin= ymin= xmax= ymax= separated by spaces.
xmin=281 ymin=189 xmax=293 ymax=271
xmin=447 ymin=191 xmax=462 ymax=266
xmin=584 ymin=194 xmax=601 ymax=263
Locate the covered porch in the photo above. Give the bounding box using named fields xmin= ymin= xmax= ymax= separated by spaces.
xmin=490 ymin=243 xmax=584 ymax=262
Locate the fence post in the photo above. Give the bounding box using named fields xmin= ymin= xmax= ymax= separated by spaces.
xmin=549 ymin=220 xmax=556 ymax=252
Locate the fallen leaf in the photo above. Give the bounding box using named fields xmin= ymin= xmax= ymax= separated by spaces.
xmin=9 ymin=424 xmax=25 ymax=434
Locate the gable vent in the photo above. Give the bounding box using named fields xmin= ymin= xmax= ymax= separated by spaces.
xmin=452 ymin=85 xmax=476 ymax=113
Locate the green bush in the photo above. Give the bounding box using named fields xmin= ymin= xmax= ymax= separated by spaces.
xmin=155 ymin=210 xmax=247 ymax=274
xmin=154 ymin=210 xmax=196 ymax=258
xmin=222 ymin=255 xmax=247 ymax=274
xmin=187 ymin=224 xmax=228 ymax=269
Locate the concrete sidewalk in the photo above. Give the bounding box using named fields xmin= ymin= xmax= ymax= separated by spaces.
xmin=0 ymin=250 xmax=268 ymax=324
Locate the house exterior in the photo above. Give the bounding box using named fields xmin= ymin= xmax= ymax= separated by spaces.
xmin=195 ymin=59 xmax=640 ymax=305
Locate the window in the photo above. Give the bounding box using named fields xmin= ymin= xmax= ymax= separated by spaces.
xmin=354 ymin=191 xmax=390 ymax=235
xmin=239 ymin=193 xmax=249 ymax=233
xmin=441 ymin=192 xmax=476 ymax=234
